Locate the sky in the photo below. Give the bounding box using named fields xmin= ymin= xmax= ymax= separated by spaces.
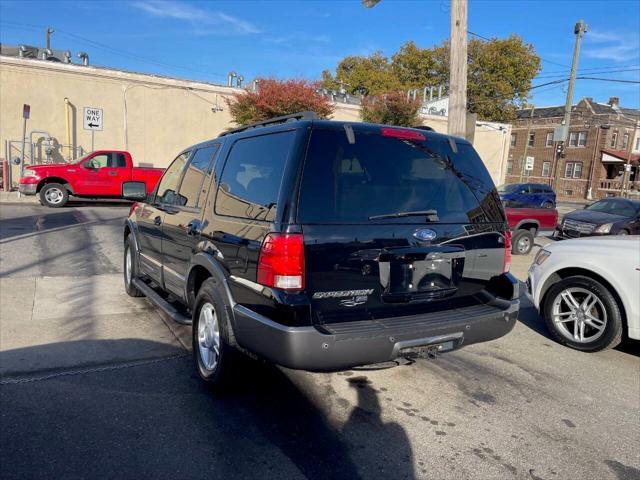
xmin=1 ymin=0 xmax=639 ymax=108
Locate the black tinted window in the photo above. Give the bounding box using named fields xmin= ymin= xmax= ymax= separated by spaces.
xmin=216 ymin=131 xmax=295 ymax=221
xmin=587 ymin=199 xmax=636 ymax=217
xmin=298 ymin=128 xmax=502 ymax=224
xmin=155 ymin=152 xmax=190 ymax=205
xmin=177 ymin=146 xmax=218 ymax=208
xmin=111 ymin=153 xmax=127 ymax=168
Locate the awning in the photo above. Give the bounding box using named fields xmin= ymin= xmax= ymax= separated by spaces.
xmin=601 ymin=149 xmax=640 ymax=166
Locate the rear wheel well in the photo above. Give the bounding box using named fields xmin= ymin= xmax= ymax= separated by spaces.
xmin=37 ymin=177 xmax=72 ymax=194
xmin=516 ymin=221 xmax=538 ymax=234
xmin=540 ymin=267 xmax=627 ymax=328
xmin=187 ymin=265 xmax=212 ymax=308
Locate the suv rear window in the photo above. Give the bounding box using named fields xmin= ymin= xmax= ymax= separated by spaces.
xmin=298 ymin=128 xmax=500 ymax=224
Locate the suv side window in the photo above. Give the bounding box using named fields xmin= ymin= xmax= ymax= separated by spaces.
xmin=155 ymin=152 xmax=191 ymax=205
xmin=176 ymin=145 xmax=219 ymax=208
xmin=216 ymin=131 xmax=296 ymax=221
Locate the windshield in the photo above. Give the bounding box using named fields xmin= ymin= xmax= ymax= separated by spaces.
xmin=586 ymin=199 xmax=637 ymax=217
xmin=497 ymin=184 xmax=519 ymax=193
xmin=298 ymin=128 xmax=503 ymax=224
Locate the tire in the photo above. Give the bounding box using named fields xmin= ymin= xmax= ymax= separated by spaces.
xmin=618 ymin=229 xmax=629 ymax=236
xmin=542 ymin=201 xmax=554 ymax=209
xmin=39 ymin=183 xmax=69 ymax=208
xmin=543 ymin=275 xmax=623 ymax=352
xmin=192 ymin=278 xmax=236 ymax=388
xmin=124 ymin=235 xmax=143 ymax=297
xmin=512 ymin=229 xmax=534 ymax=255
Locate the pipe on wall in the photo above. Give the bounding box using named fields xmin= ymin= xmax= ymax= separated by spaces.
xmin=64 ymin=98 xmax=71 ymax=160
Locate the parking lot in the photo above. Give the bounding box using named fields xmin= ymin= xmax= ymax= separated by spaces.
xmin=1 ymin=202 xmax=638 ymax=480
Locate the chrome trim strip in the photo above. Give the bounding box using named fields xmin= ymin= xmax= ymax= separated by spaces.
xmin=163 ymin=264 xmax=185 ymax=282
xmin=139 ymin=252 xmax=162 ymax=267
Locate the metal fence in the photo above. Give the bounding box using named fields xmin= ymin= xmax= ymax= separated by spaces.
xmin=2 ymin=140 xmax=85 ymax=188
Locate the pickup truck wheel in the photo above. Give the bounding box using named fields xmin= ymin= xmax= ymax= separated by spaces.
xmin=542 ymin=201 xmax=554 ymax=209
xmin=192 ymin=278 xmax=235 ymax=388
xmin=512 ymin=230 xmax=534 ymax=255
xmin=543 ymin=276 xmax=623 ymax=352
xmin=40 ymin=183 xmax=69 ymax=208
xmin=124 ymin=235 xmax=143 ymax=297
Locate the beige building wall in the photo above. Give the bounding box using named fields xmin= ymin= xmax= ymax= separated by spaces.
xmin=1 ymin=56 xmax=510 ymax=185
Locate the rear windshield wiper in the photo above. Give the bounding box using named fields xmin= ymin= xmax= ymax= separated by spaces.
xmin=368 ymin=210 xmax=439 ymax=221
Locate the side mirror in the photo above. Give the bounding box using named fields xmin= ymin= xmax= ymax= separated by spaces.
xmin=122 ymin=181 xmax=147 ymax=201
xmin=583 ymin=204 xmax=590 ymax=209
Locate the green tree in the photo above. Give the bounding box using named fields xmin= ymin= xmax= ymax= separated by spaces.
xmin=321 ymin=52 xmax=401 ymax=96
xmin=466 ymin=35 xmax=541 ymax=121
xmin=323 ymin=36 xmax=541 ymax=122
xmin=360 ymin=91 xmax=421 ymax=126
xmin=225 ymin=78 xmax=334 ymax=126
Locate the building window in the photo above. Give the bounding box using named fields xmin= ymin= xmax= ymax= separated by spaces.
xmin=635 ymin=137 xmax=640 ymax=151
xmin=569 ymin=131 xmax=587 ymax=147
xmin=622 ymin=133 xmax=629 ymax=150
xmin=578 ymin=131 xmax=587 ymax=146
xmin=506 ymin=160 xmax=513 ymax=175
xmin=573 ymin=162 xmax=583 ymax=178
xmin=545 ymin=132 xmax=553 ymax=147
xmin=542 ymin=161 xmax=551 ymax=177
xmin=564 ymin=162 xmax=573 ymax=178
xmin=528 ymin=133 xmax=535 ymax=147
xmin=510 ymin=134 xmax=517 ymax=147
xmin=611 ymin=132 xmax=618 ymax=148
xmin=565 ymin=162 xmax=583 ymax=178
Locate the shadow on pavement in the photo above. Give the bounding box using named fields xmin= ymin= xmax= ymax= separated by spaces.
xmin=0 ymin=339 xmax=415 ymax=480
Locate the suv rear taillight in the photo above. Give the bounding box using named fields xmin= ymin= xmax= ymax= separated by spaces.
xmin=503 ymin=231 xmax=512 ymax=273
xmin=257 ymin=233 xmax=305 ymax=290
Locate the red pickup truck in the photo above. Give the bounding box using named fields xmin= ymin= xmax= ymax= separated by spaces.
xmin=19 ymin=150 xmax=163 ymax=208
xmin=505 ymin=207 xmax=558 ymax=255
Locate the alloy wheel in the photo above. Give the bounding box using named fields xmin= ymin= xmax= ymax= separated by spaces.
xmin=45 ymin=187 xmax=64 ymax=205
xmin=197 ymin=303 xmax=220 ymax=371
xmin=551 ymin=287 xmax=607 ymax=343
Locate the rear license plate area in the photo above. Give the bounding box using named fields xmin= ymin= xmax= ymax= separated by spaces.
xmin=400 ymin=341 xmax=455 ymax=358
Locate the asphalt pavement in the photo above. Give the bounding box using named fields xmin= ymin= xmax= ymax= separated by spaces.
xmin=0 ymin=202 xmax=638 ymax=480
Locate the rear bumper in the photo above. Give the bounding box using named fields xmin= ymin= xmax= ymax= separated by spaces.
xmin=18 ymin=183 xmax=37 ymax=195
xmin=232 ymin=298 xmax=519 ymax=372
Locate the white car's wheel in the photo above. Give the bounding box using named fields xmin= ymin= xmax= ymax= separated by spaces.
xmin=543 ymin=275 xmax=623 ymax=352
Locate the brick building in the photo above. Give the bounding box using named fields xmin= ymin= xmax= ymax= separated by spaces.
xmin=504 ymin=97 xmax=640 ymax=200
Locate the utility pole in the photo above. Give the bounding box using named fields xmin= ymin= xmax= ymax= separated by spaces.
xmin=46 ymin=27 xmax=54 ymax=50
xmin=519 ymin=107 xmax=535 ymax=183
xmin=554 ymin=20 xmax=588 ymax=186
xmin=448 ymin=0 xmax=468 ymax=138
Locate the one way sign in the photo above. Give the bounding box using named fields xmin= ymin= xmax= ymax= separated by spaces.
xmin=83 ymin=107 xmax=103 ymax=131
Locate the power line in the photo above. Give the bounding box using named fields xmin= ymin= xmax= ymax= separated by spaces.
xmin=468 ymin=30 xmax=570 ymax=68
xmin=536 ymin=68 xmax=640 ymax=79
xmin=0 ymin=20 xmax=228 ymax=79
xmin=575 ymin=76 xmax=640 ymax=83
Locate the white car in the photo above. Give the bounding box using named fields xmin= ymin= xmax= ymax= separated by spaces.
xmin=527 ymin=236 xmax=640 ymax=352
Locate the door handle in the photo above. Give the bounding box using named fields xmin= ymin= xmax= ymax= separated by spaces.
xmin=154 ymin=216 xmax=162 ymax=226
xmin=186 ymin=219 xmax=202 ymax=236
xmin=108 ymin=171 xmax=117 ymax=176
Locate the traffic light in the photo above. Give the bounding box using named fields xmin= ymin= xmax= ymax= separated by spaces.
xmin=556 ymin=142 xmax=566 ymax=158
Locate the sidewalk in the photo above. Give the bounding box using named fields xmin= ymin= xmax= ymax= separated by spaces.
xmin=0 ymin=190 xmax=38 ymax=204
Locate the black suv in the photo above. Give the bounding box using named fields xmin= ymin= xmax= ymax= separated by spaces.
xmin=122 ymin=112 xmax=519 ymax=386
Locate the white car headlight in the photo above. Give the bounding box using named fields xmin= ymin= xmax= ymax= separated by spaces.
xmin=594 ymin=223 xmax=613 ymax=234
xmin=533 ymin=249 xmax=551 ymax=266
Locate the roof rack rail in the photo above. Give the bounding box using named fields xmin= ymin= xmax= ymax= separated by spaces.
xmin=219 ymin=111 xmax=318 ymax=137
xmin=412 ymin=125 xmax=435 ymax=131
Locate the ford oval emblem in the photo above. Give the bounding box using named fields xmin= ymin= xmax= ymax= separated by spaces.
xmin=413 ymin=228 xmax=437 ymax=241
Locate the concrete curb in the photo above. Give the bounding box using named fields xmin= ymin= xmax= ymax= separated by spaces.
xmin=0 ymin=191 xmax=39 ymax=204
